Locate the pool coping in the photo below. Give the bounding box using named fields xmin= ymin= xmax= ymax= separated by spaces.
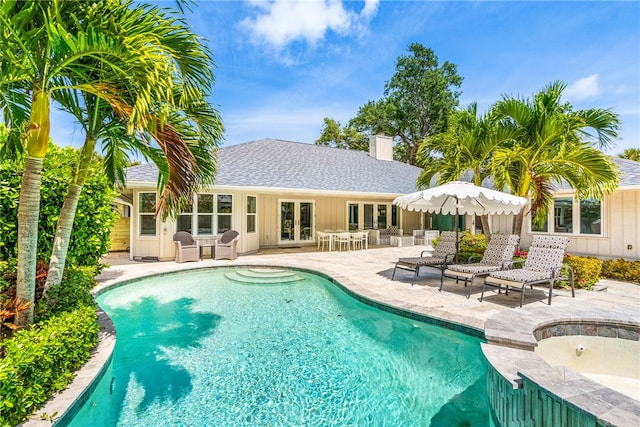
xmin=20 ymin=261 xmax=640 ymax=426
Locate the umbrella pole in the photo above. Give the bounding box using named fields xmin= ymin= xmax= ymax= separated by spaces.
xmin=455 ymin=202 xmax=459 ymax=263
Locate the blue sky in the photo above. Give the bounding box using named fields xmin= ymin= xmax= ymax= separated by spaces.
xmin=50 ymin=0 xmax=640 ymax=156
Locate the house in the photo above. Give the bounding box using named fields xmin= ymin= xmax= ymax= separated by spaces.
xmin=114 ymin=135 xmax=640 ymax=262
xmin=115 ymin=136 xmax=425 ymax=260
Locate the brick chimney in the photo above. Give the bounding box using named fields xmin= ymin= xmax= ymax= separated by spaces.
xmin=369 ymin=134 xmax=393 ymax=161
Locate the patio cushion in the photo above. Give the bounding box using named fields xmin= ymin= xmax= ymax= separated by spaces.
xmin=220 ymin=230 xmax=239 ymax=244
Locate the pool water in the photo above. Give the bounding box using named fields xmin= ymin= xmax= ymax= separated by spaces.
xmin=68 ymin=268 xmax=490 ymax=426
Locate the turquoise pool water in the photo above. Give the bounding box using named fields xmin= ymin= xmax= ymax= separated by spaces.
xmin=68 ymin=268 xmax=489 ymax=426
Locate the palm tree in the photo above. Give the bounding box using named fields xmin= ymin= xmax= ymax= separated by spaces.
xmin=44 ymin=87 xmax=223 ymax=293
xmin=416 ymin=103 xmax=517 ymax=236
xmin=490 ymin=81 xmax=620 ymax=236
xmin=0 ymin=0 xmax=216 ymax=326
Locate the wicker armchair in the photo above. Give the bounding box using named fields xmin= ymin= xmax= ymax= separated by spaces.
xmin=214 ymin=230 xmax=240 ymax=260
xmin=173 ymin=231 xmax=200 ymax=263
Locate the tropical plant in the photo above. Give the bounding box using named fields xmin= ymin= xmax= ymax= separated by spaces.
xmin=347 ymin=43 xmax=463 ymax=165
xmin=416 ymin=103 xmax=518 ymax=235
xmin=490 ymin=81 xmax=620 ymax=236
xmin=43 ymin=1 xmax=223 ymax=294
xmin=0 ymin=0 xmax=222 ymax=325
xmin=618 ymin=148 xmax=640 ymax=162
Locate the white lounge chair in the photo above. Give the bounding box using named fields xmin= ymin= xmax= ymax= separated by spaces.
xmin=440 ymin=234 xmax=520 ymax=298
xmin=481 ymin=235 xmax=574 ymax=307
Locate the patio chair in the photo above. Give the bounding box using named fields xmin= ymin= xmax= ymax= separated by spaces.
xmin=334 ymin=232 xmax=351 ymax=251
xmin=214 ymin=230 xmax=240 ymax=260
xmin=173 ymin=231 xmax=200 ymax=263
xmin=440 ymin=234 xmax=520 ymax=298
xmin=480 ymin=235 xmax=574 ymax=307
xmin=379 ymin=226 xmax=403 ymax=245
xmin=391 ymin=231 xmax=458 ymax=285
xmin=317 ymin=231 xmax=331 ymax=251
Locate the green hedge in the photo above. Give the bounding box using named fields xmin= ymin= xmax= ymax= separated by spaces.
xmin=0 ymin=305 xmax=99 ymax=426
xmin=601 ymin=259 xmax=640 ymax=284
xmin=0 ymin=144 xmax=118 ymax=267
xmin=563 ymin=255 xmax=603 ymax=290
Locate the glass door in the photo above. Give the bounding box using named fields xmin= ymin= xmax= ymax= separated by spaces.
xmin=279 ymin=200 xmax=314 ymax=244
xmin=354 ymin=202 xmax=398 ymax=230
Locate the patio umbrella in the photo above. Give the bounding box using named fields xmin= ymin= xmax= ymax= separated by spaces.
xmin=392 ymin=181 xmax=528 ymax=260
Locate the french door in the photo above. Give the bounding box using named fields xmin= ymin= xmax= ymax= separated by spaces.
xmin=349 ymin=202 xmax=398 ymax=230
xmin=279 ymin=200 xmax=315 ymax=244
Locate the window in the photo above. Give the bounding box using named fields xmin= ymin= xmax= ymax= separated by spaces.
xmin=176 ymin=193 xmax=233 ymax=235
xmin=247 ymin=196 xmax=256 ymax=233
xmin=531 ymin=196 xmax=602 ymax=235
xmin=176 ymin=202 xmax=193 ymax=234
xmin=217 ymin=194 xmax=232 ymax=234
xmin=391 ymin=205 xmax=399 ymax=227
xmin=198 ymin=194 xmax=214 ymax=234
xmin=580 ymin=199 xmax=602 ymax=235
xmin=554 ymin=197 xmax=573 ymax=233
xmin=139 ymin=192 xmax=157 ymax=236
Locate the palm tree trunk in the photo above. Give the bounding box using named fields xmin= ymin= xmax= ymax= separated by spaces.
xmin=480 ymin=214 xmax=491 ymax=237
xmin=44 ymin=136 xmax=97 ymax=293
xmin=15 ymin=88 xmax=50 ymax=328
xmin=512 ymin=210 xmax=525 ymax=237
xmin=43 ymin=184 xmax=82 ymax=293
xmin=15 ymin=157 xmax=43 ymax=327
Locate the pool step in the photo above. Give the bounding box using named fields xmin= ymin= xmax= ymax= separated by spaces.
xmin=234 ymin=269 xmax=299 ymax=279
xmin=225 ymin=268 xmax=305 ymax=284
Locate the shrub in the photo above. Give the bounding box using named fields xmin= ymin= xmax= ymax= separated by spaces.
xmin=458 ymin=231 xmax=487 ymax=262
xmin=0 ymin=143 xmax=118 ymax=268
xmin=563 ymin=255 xmax=603 ymax=290
xmin=601 ymin=259 xmax=640 ymax=284
xmin=0 ymin=305 xmax=99 ymax=426
xmin=433 ymin=230 xmax=487 ymax=262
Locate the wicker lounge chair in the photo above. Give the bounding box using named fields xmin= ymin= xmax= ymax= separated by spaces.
xmin=214 ymin=230 xmax=240 ymax=260
xmin=440 ymin=234 xmax=520 ymax=298
xmin=173 ymin=231 xmax=200 ymax=263
xmin=391 ymin=231 xmax=458 ymax=285
xmin=481 ymin=235 xmax=574 ymax=307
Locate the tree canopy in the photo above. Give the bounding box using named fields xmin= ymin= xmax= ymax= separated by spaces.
xmin=317 ymin=43 xmax=462 ymax=165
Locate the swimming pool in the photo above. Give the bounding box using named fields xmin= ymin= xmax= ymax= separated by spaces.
xmin=68 ymin=268 xmax=490 ymax=426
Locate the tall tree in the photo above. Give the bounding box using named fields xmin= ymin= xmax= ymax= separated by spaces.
xmin=0 ymin=0 xmax=219 ymax=326
xmin=491 ymin=81 xmax=620 ymax=236
xmin=315 ymin=117 xmax=368 ymax=151
xmin=348 ymin=43 xmax=462 ymax=165
xmin=416 ymin=103 xmax=518 ymax=235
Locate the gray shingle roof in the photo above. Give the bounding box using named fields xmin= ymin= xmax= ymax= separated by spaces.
xmin=125 ymin=138 xmax=423 ymax=194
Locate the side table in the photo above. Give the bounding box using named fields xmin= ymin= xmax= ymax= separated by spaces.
xmin=200 ymin=243 xmax=215 ymax=260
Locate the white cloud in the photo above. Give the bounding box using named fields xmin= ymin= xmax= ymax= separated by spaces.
xmin=564 ymin=74 xmax=599 ymax=101
xmin=241 ymin=0 xmax=379 ymax=49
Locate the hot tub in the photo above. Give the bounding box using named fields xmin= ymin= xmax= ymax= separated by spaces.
xmin=535 ymin=335 xmax=640 ymax=401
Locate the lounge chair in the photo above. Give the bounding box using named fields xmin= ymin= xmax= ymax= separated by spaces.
xmin=173 ymin=231 xmax=200 ymax=263
xmin=391 ymin=231 xmax=458 ymax=285
xmin=440 ymin=234 xmax=520 ymax=298
xmin=214 ymin=230 xmax=240 ymax=260
xmin=480 ymin=235 xmax=574 ymax=307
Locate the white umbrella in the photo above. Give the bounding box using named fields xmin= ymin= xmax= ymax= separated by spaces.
xmin=393 ymin=181 xmax=528 ymax=260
